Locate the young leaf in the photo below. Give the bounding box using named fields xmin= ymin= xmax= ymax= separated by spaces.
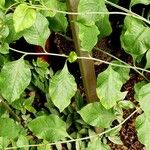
xmin=49 ymin=63 xmax=77 ymax=112
xmin=28 ymin=115 xmax=70 ymax=142
xmin=146 ymin=50 xmax=150 ymax=69
xmin=16 ymin=135 xmax=29 ymax=150
xmin=118 ymin=100 xmax=135 ymax=109
xmin=78 ymin=102 xmax=116 ymax=128
xmin=13 ymin=4 xmax=36 ymax=32
xmin=23 ymin=13 xmax=50 ymax=49
xmin=0 ymin=118 xmax=22 ymax=139
xmin=136 ymin=113 xmax=150 ymax=150
xmin=96 ymin=66 xmax=127 ymax=109
xmin=86 ymin=138 xmax=111 ymax=150
xmin=77 ymin=22 xmax=100 ymax=51
xmin=77 ymin=0 xmax=107 ymax=26
xmin=130 ymin=0 xmax=150 ymax=7
xmin=0 ymin=57 xmax=31 ymax=103
xmin=135 ymin=83 xmax=150 ymax=114
xmin=121 ymin=16 xmax=150 ymax=62
xmin=0 ymin=42 xmax=9 ymax=54
xmin=68 ymin=51 xmax=77 ymax=63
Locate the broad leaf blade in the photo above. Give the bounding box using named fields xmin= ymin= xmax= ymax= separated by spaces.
xmin=96 ymin=66 xmax=127 ymax=109
xmin=0 ymin=58 xmax=31 ymax=103
xmin=78 ymin=102 xmax=116 ymax=128
xmin=49 ymin=63 xmax=77 ymax=112
xmin=28 ymin=115 xmax=69 ymax=142
xmin=23 ymin=13 xmax=50 ymax=48
xmin=136 ymin=113 xmax=150 ymax=149
xmin=77 ymin=22 xmax=100 ymax=51
xmin=130 ymin=0 xmax=150 ymax=7
xmin=121 ymin=16 xmax=150 ymax=62
xmin=13 ymin=4 xmax=36 ymax=32
xmin=0 ymin=118 xmax=22 ymax=139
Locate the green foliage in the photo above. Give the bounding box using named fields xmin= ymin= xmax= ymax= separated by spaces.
xmin=78 ymin=102 xmax=116 ymax=128
xmin=28 ymin=114 xmax=70 ymax=141
xmin=0 ymin=57 xmax=31 ymax=103
xmin=49 ymin=63 xmax=77 ymax=112
xmin=130 ymin=0 xmax=150 ymax=7
xmin=96 ymin=66 xmax=127 ymax=109
xmin=13 ymin=4 xmax=36 ymax=32
xmin=121 ymin=16 xmax=150 ymax=62
xmin=23 ymin=12 xmax=50 ymax=49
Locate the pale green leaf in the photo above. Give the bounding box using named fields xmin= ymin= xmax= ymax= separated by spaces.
xmin=86 ymin=138 xmax=111 ymax=150
xmin=118 ymin=100 xmax=135 ymax=109
xmin=136 ymin=113 xmax=150 ymax=149
xmin=121 ymin=16 xmax=150 ymax=62
xmin=0 ymin=118 xmax=22 ymax=139
xmin=0 ymin=42 xmax=9 ymax=54
xmin=96 ymin=66 xmax=127 ymax=109
xmin=23 ymin=13 xmax=50 ymax=48
xmin=28 ymin=115 xmax=69 ymax=142
xmin=0 ymin=137 xmax=10 ymax=150
xmin=130 ymin=0 xmax=150 ymax=7
xmin=0 ymin=57 xmax=31 ymax=103
xmin=40 ymin=0 xmax=58 ymax=17
xmin=0 ymin=0 xmax=5 ymax=8
xmin=49 ymin=63 xmax=77 ymax=112
xmin=77 ymin=22 xmax=100 ymax=51
xmin=78 ymin=102 xmax=116 ymax=128
xmin=135 ymin=83 xmax=150 ymax=114
xmin=13 ymin=4 xmax=36 ymax=32
xmin=111 ymin=60 xmax=130 ymax=84
xmin=68 ymin=51 xmax=77 ymax=63
xmin=108 ymin=136 xmax=123 ymax=145
xmin=146 ymin=50 xmax=150 ymax=69
xmin=5 ymin=14 xmax=24 ymax=43
xmin=16 ymin=135 xmax=29 ymax=150
xmin=77 ymin=0 xmax=108 ymax=26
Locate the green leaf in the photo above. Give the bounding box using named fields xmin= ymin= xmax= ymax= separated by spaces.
xmin=135 ymin=83 xmax=150 ymax=114
xmin=108 ymin=136 xmax=123 ymax=145
xmin=40 ymin=0 xmax=58 ymax=17
xmin=121 ymin=16 xmax=150 ymax=62
xmin=0 ymin=118 xmax=22 ymax=139
xmin=136 ymin=113 xmax=150 ymax=150
xmin=49 ymin=63 xmax=77 ymax=112
xmin=0 ymin=137 xmax=10 ymax=150
xmin=77 ymin=0 xmax=108 ymax=26
xmin=111 ymin=60 xmax=130 ymax=84
xmin=0 ymin=42 xmax=9 ymax=54
xmin=96 ymin=66 xmax=127 ymax=109
xmin=86 ymin=138 xmax=111 ymax=150
xmin=77 ymin=22 xmax=100 ymax=51
xmin=0 ymin=57 xmax=31 ymax=103
xmin=130 ymin=0 xmax=150 ymax=7
xmin=146 ymin=50 xmax=150 ymax=69
xmin=23 ymin=13 xmax=50 ymax=49
xmin=16 ymin=135 xmax=29 ymax=150
xmin=5 ymin=14 xmax=24 ymax=43
xmin=78 ymin=102 xmax=116 ymax=128
xmin=68 ymin=51 xmax=77 ymax=63
xmin=96 ymin=14 xmax=112 ymax=39
xmin=118 ymin=100 xmax=135 ymax=109
xmin=28 ymin=115 xmax=69 ymax=142
xmin=0 ymin=0 xmax=5 ymax=8
xmin=13 ymin=4 xmax=36 ymax=32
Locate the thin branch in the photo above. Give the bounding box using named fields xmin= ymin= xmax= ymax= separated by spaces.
xmin=6 ymin=108 xmax=140 ymax=149
xmin=0 ymin=96 xmax=20 ymax=122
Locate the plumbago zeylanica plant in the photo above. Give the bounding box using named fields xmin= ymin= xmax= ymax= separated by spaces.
xmin=0 ymin=0 xmax=150 ymax=149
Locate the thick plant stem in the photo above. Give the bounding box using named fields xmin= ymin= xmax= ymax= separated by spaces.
xmin=66 ymin=0 xmax=98 ymax=103
xmin=0 ymin=96 xmax=20 ymax=122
